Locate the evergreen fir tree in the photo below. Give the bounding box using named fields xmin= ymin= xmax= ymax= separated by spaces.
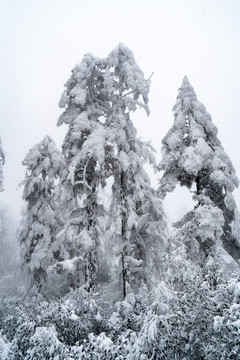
xmin=19 ymin=135 xmax=64 ymax=292
xmin=102 ymin=44 xmax=167 ymax=297
xmin=158 ymin=76 xmax=240 ymax=259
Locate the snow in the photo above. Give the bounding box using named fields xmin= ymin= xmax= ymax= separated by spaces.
xmin=61 ymin=257 xmax=79 ymax=274
xmin=0 ymin=333 xmax=10 ymax=360
xmin=194 ymin=202 xmax=224 ymax=242
xmin=81 ymin=125 xmax=106 ymax=166
xmin=125 ymin=256 xmax=143 ymax=268
xmin=229 ymin=303 xmax=240 ymax=312
xmin=73 ymin=112 xmax=90 ymax=132
xmin=165 ymin=131 xmax=182 ymax=150
xmin=181 ymin=146 xmax=203 ymax=176
xmin=194 ymin=138 xmax=213 ymax=159
xmin=213 ymin=316 xmax=223 ymax=332
xmin=69 ymin=311 xmax=79 ymax=321
xmin=224 ymin=192 xmax=236 ymax=211
xmin=147 ymin=317 xmax=159 ymax=342
xmin=69 ymin=86 xmax=87 ymax=106
xmin=155 ymin=281 xmax=173 ymax=304
xmin=88 ymin=332 xmax=113 ymax=351
xmin=233 ymin=282 xmax=240 ymax=297
xmin=119 ymin=150 xmax=130 ymax=171
xmin=190 ymin=122 xmax=206 ymax=141
xmin=95 ymin=311 xmax=102 ymax=321
xmin=210 ymin=170 xmax=228 ymax=188
xmin=231 ymin=319 xmax=240 ymax=329
xmin=75 ymin=230 xmax=93 ymax=252
xmin=174 ymin=113 xmax=186 ymax=130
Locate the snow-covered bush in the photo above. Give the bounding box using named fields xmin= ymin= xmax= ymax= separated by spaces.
xmin=203 ymin=279 xmax=240 ymax=359
xmin=0 ymin=332 xmax=11 ymax=360
xmin=25 ymin=326 xmax=68 ymax=360
xmin=9 ymin=319 xmax=36 ymax=359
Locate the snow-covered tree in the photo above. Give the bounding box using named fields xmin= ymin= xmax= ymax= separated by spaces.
xmin=19 ymin=135 xmax=64 ymax=291
xmin=158 ymin=76 xmax=240 ymax=259
xmin=57 ymin=52 xmax=111 ymax=291
xmin=57 ymin=44 xmax=167 ymax=295
xmin=101 ymin=44 xmax=167 ymax=297
xmin=0 ymin=138 xmax=5 ymax=192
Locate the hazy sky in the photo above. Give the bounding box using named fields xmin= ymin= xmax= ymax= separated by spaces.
xmin=1 ymin=0 xmax=240 ymax=223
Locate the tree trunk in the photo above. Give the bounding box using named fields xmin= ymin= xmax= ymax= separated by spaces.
xmin=85 ymin=251 xmax=94 ymax=292
xmin=121 ymin=252 xmax=127 ymax=299
xmin=120 ymin=171 xmax=128 ymax=299
xmin=196 ymin=175 xmax=201 ymax=195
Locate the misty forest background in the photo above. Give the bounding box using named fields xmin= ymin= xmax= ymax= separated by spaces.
xmin=1 ymin=44 xmax=240 ymax=359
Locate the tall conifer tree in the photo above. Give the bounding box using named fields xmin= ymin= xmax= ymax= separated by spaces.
xmin=158 ymin=76 xmax=240 ymax=259
xmin=103 ymin=45 xmax=167 ymax=297
xmin=57 ymin=44 xmax=167 ymax=295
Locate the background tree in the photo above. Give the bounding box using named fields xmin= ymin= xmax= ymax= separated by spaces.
xmin=158 ymin=76 xmax=240 ymax=260
xmin=0 ymin=138 xmax=5 ymax=192
xmin=19 ymin=135 xmax=64 ymax=292
xmin=0 ymin=204 xmax=18 ymax=276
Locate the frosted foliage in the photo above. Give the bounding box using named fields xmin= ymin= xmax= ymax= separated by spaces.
xmin=165 ymin=130 xmax=182 ymax=150
xmin=0 ymin=333 xmax=10 ymax=360
xmin=231 ymin=209 xmax=240 ymax=246
xmin=194 ymin=202 xmax=224 ymax=242
xmin=81 ymin=125 xmax=106 ymax=166
xmin=63 ymin=257 xmax=81 ymax=273
xmin=0 ymin=138 xmax=5 ymax=192
xmin=119 ymin=151 xmax=130 ymax=172
xmin=73 ymin=112 xmax=90 ymax=132
xmin=58 ymin=53 xmax=96 ymax=112
xmin=159 ymin=170 xmax=178 ymax=195
xmin=180 ymin=146 xmax=203 ymax=176
xmin=69 ymin=86 xmax=87 ymax=106
xmin=23 ymin=135 xmax=63 ymax=185
xmin=206 ymin=246 xmax=239 ymax=282
xmin=107 ymin=43 xmax=150 ymax=110
xmin=178 ymin=197 xmax=224 ymax=250
xmin=190 ymin=122 xmax=205 ymax=141
xmin=26 ymin=326 xmax=64 ymax=359
xmin=58 ymin=43 xmax=150 ymax=130
xmin=75 ymin=230 xmax=93 ymax=252
xmin=195 ymin=138 xmax=213 ymax=159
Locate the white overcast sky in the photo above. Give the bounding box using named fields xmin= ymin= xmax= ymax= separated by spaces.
xmin=1 ymin=0 xmax=240 ymax=223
